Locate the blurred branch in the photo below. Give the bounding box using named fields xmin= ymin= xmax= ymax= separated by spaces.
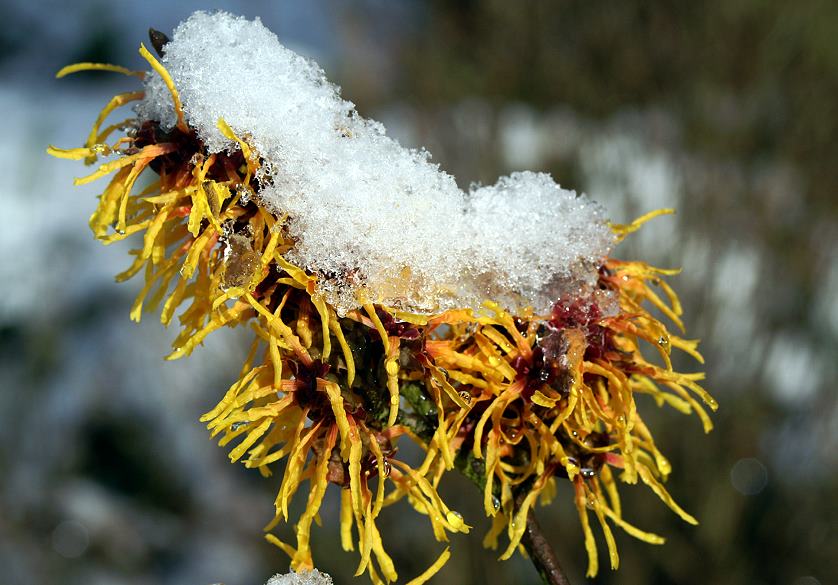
xmin=399 ymin=382 xmax=572 ymax=585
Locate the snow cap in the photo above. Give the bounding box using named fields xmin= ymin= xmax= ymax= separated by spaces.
xmin=138 ymin=11 xmax=614 ymax=315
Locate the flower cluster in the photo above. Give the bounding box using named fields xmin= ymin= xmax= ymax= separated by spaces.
xmin=50 ymin=31 xmax=715 ymax=585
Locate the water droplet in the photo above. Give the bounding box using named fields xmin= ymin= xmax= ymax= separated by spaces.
xmin=458 ymin=390 xmax=472 ymax=404
xmin=222 ymin=233 xmax=260 ymax=289
xmin=446 ymin=510 xmax=464 ymax=529
xmin=658 ymin=336 xmax=670 ymax=348
xmin=491 ymin=495 xmax=501 ymax=512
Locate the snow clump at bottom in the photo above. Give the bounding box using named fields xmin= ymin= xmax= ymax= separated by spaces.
xmin=265 ymin=569 xmax=333 ymax=585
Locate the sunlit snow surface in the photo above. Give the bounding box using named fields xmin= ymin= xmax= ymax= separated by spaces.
xmin=138 ymin=11 xmax=614 ymax=315
xmin=266 ymin=569 xmax=333 ymax=585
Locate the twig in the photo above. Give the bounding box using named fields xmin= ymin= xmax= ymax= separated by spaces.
xmin=453 ymin=444 xmax=573 ymax=584
xmin=397 ymin=381 xmax=572 ymax=585
xmin=518 ymin=492 xmax=572 ymax=585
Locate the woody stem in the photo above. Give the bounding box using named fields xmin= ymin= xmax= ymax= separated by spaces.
xmin=456 ymin=449 xmax=572 ymax=585
xmin=517 ymin=492 xmax=572 ymax=585
xmin=394 ymin=381 xmax=571 ymax=585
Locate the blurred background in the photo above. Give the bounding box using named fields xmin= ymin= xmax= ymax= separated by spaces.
xmin=1 ymin=1 xmax=835 ymax=584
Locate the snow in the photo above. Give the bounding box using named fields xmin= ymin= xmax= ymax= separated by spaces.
xmin=265 ymin=569 xmax=333 ymax=585
xmin=138 ymin=11 xmax=614 ymax=315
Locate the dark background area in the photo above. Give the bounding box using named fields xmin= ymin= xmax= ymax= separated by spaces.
xmin=1 ymin=1 xmax=835 ymax=584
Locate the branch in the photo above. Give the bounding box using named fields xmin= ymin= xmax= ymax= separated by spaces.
xmin=517 ymin=492 xmax=572 ymax=585
xmin=388 ymin=380 xmax=572 ymax=585
xmin=454 ymin=441 xmax=573 ymax=585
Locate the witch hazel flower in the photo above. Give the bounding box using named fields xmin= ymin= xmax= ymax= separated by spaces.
xmin=49 ymin=11 xmax=716 ymax=584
